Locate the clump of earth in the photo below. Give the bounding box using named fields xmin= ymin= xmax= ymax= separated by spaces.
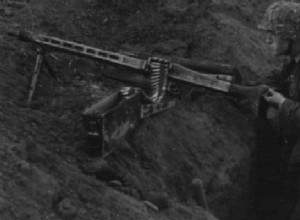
xmin=0 ymin=0 xmax=278 ymax=220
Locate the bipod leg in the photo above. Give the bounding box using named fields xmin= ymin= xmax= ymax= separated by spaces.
xmin=27 ymin=49 xmax=44 ymax=106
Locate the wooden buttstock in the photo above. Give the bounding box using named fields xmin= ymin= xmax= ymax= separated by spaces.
xmin=170 ymin=64 xmax=232 ymax=92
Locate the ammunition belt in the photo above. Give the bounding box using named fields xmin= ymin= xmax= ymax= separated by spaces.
xmin=144 ymin=57 xmax=170 ymax=103
xmin=107 ymin=57 xmax=170 ymax=103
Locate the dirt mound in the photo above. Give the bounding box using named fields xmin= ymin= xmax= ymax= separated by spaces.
xmin=0 ymin=0 xmax=276 ymax=220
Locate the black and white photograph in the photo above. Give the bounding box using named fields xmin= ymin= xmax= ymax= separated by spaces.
xmin=0 ymin=0 xmax=299 ymax=220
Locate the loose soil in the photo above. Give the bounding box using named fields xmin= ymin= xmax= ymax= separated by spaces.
xmin=0 ymin=0 xmax=280 ymax=220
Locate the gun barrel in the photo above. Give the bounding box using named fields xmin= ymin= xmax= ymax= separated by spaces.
xmin=8 ymin=29 xmax=148 ymax=70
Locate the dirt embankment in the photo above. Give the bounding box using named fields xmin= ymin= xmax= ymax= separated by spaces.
xmin=0 ymin=0 xmax=275 ymax=220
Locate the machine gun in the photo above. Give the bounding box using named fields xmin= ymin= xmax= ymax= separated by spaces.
xmin=8 ymin=29 xmax=266 ymax=151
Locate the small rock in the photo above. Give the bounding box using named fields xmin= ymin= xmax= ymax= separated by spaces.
xmin=143 ymin=201 xmax=159 ymax=211
xmin=143 ymin=191 xmax=169 ymax=210
xmin=108 ymin=180 xmax=123 ymax=188
xmin=57 ymin=198 xmax=77 ymax=220
xmin=191 ymin=178 xmax=209 ymax=210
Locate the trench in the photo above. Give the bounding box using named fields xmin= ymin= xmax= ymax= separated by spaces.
xmin=0 ymin=1 xmax=292 ymax=220
xmin=91 ymin=90 xmax=295 ymax=220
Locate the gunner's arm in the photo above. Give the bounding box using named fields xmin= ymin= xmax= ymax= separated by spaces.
xmin=279 ymin=98 xmax=300 ymax=133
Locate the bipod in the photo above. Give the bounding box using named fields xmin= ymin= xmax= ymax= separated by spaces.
xmin=27 ymin=47 xmax=60 ymax=106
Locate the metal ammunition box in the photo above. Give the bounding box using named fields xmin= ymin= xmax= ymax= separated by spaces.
xmin=82 ymin=91 xmax=141 ymax=148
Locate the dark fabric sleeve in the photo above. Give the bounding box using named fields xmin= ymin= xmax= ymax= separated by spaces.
xmin=279 ymin=98 xmax=300 ymax=134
